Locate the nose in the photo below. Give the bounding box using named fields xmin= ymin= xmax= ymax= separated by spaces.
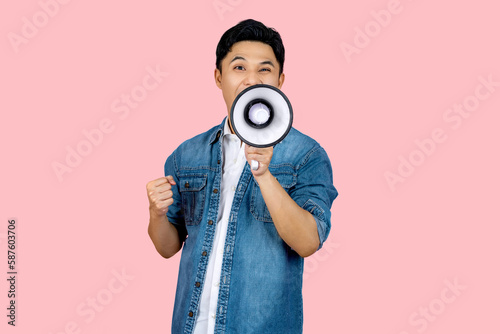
xmin=243 ymin=71 xmax=261 ymax=86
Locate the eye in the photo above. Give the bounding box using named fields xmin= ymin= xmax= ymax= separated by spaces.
xmin=260 ymin=68 xmax=271 ymax=72
xmin=234 ymin=65 xmax=245 ymax=71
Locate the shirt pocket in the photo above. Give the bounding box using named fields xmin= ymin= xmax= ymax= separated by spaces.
xmin=250 ymin=171 xmax=297 ymax=223
xmin=179 ymin=174 xmax=207 ymax=225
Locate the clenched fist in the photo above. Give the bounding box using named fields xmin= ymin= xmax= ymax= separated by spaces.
xmin=245 ymin=145 xmax=273 ymax=178
xmin=146 ymin=176 xmax=176 ymax=217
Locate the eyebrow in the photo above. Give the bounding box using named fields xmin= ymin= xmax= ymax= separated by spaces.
xmin=230 ymin=56 xmax=275 ymax=67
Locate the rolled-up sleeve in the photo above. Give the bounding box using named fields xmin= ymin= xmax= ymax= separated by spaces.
xmin=290 ymin=146 xmax=338 ymax=250
xmin=164 ymin=151 xmax=188 ymax=243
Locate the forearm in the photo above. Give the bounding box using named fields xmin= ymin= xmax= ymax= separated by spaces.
xmin=254 ymin=171 xmax=320 ymax=257
xmin=148 ymin=209 xmax=182 ymax=259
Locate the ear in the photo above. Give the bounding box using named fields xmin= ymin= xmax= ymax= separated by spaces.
xmin=278 ymin=72 xmax=285 ymax=89
xmin=214 ymin=68 xmax=222 ymax=89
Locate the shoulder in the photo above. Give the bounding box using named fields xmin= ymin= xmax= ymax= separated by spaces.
xmin=285 ymin=127 xmax=320 ymax=149
xmin=164 ymin=120 xmax=223 ymax=174
xmin=176 ymin=123 xmax=221 ymax=152
xmin=274 ymin=127 xmax=328 ymax=167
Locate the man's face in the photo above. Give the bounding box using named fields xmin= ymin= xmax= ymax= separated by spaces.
xmin=214 ymin=41 xmax=285 ymax=130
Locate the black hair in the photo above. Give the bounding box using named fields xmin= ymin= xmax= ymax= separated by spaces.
xmin=216 ymin=19 xmax=285 ymax=76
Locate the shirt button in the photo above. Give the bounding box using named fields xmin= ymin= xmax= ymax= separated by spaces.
xmin=231 ymin=186 xmax=236 ymax=191
xmin=213 ymin=189 xmax=219 ymax=194
xmin=208 ymin=220 xmax=213 ymax=225
xmin=195 ymin=282 xmax=201 ymax=288
xmin=233 ymin=159 xmax=237 ymax=163
xmin=188 ymin=311 xmax=194 ymax=317
xmin=184 ymin=182 xmax=190 ymax=188
xmin=212 ymin=314 xmax=216 ymax=319
xmin=202 ymin=251 xmax=207 ymax=256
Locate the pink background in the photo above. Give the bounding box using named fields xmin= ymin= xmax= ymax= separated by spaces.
xmin=1 ymin=0 xmax=499 ymax=333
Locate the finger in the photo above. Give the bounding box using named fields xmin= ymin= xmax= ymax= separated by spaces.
xmin=152 ymin=189 xmax=174 ymax=202
xmin=165 ymin=175 xmax=176 ymax=185
xmin=246 ymin=145 xmax=272 ymax=153
xmin=246 ymin=154 xmax=271 ymax=169
xmin=245 ymin=145 xmax=263 ymax=155
xmin=155 ymin=197 xmax=173 ymax=211
xmin=156 ymin=190 xmax=173 ymax=200
xmin=151 ymin=177 xmax=169 ymax=187
xmin=246 ymin=152 xmax=266 ymax=163
xmin=155 ymin=198 xmax=169 ymax=208
xmin=148 ymin=185 xmax=169 ymax=201
xmin=245 ymin=147 xmax=261 ymax=159
xmin=156 ymin=183 xmax=172 ymax=193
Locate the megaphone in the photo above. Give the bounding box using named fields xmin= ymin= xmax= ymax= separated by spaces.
xmin=230 ymin=84 xmax=293 ymax=170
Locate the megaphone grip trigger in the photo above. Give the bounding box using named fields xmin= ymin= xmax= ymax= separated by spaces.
xmin=251 ymin=160 xmax=259 ymax=171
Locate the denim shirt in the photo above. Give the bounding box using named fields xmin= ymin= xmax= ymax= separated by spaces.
xmin=165 ymin=118 xmax=338 ymax=334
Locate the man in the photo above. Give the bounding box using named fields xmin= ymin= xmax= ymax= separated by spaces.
xmin=147 ymin=19 xmax=338 ymax=334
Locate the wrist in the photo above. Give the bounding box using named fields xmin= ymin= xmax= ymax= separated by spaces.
xmin=253 ymin=169 xmax=274 ymax=186
xmin=149 ymin=207 xmax=166 ymax=220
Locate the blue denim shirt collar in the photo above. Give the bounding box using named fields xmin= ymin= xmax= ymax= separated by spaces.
xmin=207 ymin=117 xmax=226 ymax=145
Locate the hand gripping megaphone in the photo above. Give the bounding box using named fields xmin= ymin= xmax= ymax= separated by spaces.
xmin=230 ymin=84 xmax=293 ymax=170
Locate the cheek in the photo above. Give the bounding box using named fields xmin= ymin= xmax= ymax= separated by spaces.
xmin=220 ymin=86 xmax=236 ymax=109
xmin=224 ymin=79 xmax=243 ymax=97
xmin=221 ymin=76 xmax=239 ymax=92
xmin=263 ymin=75 xmax=281 ymax=86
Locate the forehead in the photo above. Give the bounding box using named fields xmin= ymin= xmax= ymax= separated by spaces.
xmin=224 ymin=41 xmax=277 ymax=63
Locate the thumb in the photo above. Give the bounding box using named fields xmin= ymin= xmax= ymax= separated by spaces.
xmin=165 ymin=175 xmax=176 ymax=185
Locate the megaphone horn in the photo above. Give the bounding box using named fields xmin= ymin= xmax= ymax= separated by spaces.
xmin=230 ymin=84 xmax=293 ymax=170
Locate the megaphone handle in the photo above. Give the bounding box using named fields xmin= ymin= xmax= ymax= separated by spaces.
xmin=251 ymin=160 xmax=259 ymax=171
